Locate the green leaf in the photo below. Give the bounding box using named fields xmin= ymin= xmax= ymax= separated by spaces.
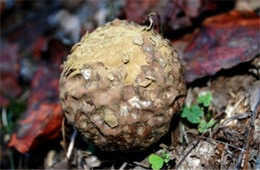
xmin=198 ymin=118 xmax=216 ymax=133
xmin=206 ymin=118 xmax=216 ymax=128
xmin=164 ymin=154 xmax=170 ymax=163
xmin=198 ymin=92 xmax=212 ymax=107
xmin=180 ymin=105 xmax=190 ymax=118
xmin=188 ymin=105 xmax=203 ymax=124
xmin=162 ymin=150 xmax=170 ymax=163
xmin=149 ymin=154 xmax=164 ymax=170
xmin=198 ymin=119 xmax=207 ymax=133
xmin=181 ymin=105 xmax=203 ymax=124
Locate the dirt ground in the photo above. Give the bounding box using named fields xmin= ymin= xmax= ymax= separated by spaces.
xmin=0 ymin=0 xmax=259 ymax=169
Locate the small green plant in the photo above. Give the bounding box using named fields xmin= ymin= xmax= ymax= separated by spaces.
xmin=197 ymin=91 xmax=212 ymax=107
xmin=198 ymin=118 xmax=216 ymax=133
xmin=149 ymin=154 xmax=164 ymax=170
xmin=148 ymin=149 xmax=170 ymax=170
xmin=181 ymin=92 xmax=215 ymax=133
xmin=181 ymin=105 xmax=203 ymax=124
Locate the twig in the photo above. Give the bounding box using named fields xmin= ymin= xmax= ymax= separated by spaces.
xmin=119 ymin=162 xmax=128 ymax=170
xmin=66 ymin=130 xmax=77 ymax=159
xmin=220 ymin=113 xmax=250 ymax=127
xmin=3 ymin=107 xmax=15 ymax=170
xmin=110 ymin=164 xmax=115 ymax=170
xmin=175 ymin=139 xmax=200 ymax=169
xmin=199 ymin=136 xmax=245 ymax=152
xmin=2 ymin=107 xmax=8 ymax=127
xmin=220 ymin=144 xmax=228 ymax=170
xmin=235 ymin=129 xmax=248 ymax=169
xmin=242 ymin=129 xmax=251 ymax=170
xmin=224 ymin=96 xmax=245 ymax=124
xmin=143 ymin=12 xmax=161 ymax=33
xmin=132 ymin=161 xmax=150 ymax=169
xmin=236 ymin=93 xmax=260 ymax=169
xmin=180 ymin=122 xmax=189 ymax=143
xmin=18 ymin=90 xmax=30 ymax=101
xmin=62 ymin=118 xmax=66 ymax=153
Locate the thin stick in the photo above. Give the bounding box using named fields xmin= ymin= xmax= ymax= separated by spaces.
xmin=62 ymin=118 xmax=67 ymax=153
xmin=2 ymin=107 xmax=8 ymax=127
xmin=132 ymin=161 xmax=150 ymax=169
xmin=236 ymin=96 xmax=260 ymax=169
xmin=180 ymin=122 xmax=189 ymax=143
xmin=220 ymin=144 xmax=227 ymax=170
xmin=220 ymin=112 xmax=249 ymax=127
xmin=143 ymin=12 xmax=161 ymax=33
xmin=175 ymin=139 xmax=200 ymax=169
xmin=66 ymin=130 xmax=77 ymax=159
xmin=199 ymin=136 xmax=245 ymax=152
xmin=119 ymin=162 xmax=128 ymax=170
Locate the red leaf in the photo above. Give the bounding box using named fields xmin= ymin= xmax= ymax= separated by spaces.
xmin=9 ymin=103 xmax=63 ymax=153
xmin=125 ymin=0 xmax=159 ymax=23
xmin=0 ymin=41 xmax=21 ymax=100
xmin=174 ymin=0 xmax=202 ymax=18
xmin=0 ymin=74 xmax=22 ymax=99
xmin=32 ymin=36 xmax=48 ymax=60
xmin=178 ymin=10 xmax=260 ymax=82
xmin=9 ymin=65 xmax=63 ymax=153
xmin=0 ymin=95 xmax=9 ymax=107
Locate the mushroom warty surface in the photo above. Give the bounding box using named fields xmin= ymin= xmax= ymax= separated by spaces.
xmin=59 ymin=19 xmax=186 ymax=151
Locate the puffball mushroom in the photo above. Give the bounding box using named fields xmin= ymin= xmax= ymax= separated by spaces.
xmin=59 ymin=19 xmax=186 ymax=151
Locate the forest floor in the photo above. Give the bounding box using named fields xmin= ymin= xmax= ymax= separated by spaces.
xmin=0 ymin=0 xmax=259 ymax=169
